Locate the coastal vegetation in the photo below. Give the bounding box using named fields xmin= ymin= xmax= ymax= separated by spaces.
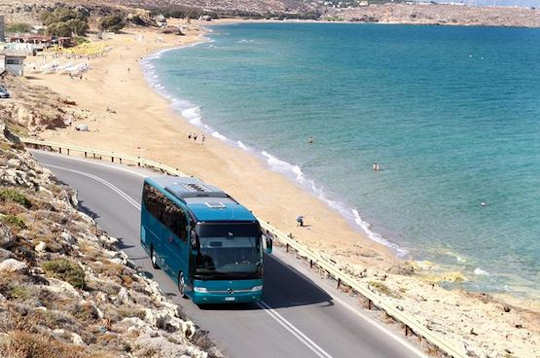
xmin=41 ymin=7 xmax=89 ymax=36
xmin=5 ymin=22 xmax=32 ymax=33
xmin=99 ymin=15 xmax=126 ymax=33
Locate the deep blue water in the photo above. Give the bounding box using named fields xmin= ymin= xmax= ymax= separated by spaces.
xmin=144 ymin=23 xmax=540 ymax=297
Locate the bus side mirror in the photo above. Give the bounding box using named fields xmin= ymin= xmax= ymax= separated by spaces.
xmin=265 ymin=236 xmax=273 ymax=254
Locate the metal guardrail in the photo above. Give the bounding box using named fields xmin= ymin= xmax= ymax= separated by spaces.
xmin=23 ymin=138 xmax=466 ymax=358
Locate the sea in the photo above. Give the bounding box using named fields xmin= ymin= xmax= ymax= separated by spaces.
xmin=142 ymin=23 xmax=540 ymax=297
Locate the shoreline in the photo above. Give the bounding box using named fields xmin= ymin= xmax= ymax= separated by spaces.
xmin=20 ymin=20 xmax=540 ymax=356
xmin=140 ymin=35 xmax=410 ymax=261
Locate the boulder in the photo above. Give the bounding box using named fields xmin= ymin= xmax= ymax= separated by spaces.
xmin=71 ymin=332 xmax=85 ymax=345
xmin=0 ymin=258 xmax=27 ymax=272
xmin=44 ymin=278 xmax=81 ymax=298
xmin=7 ymin=159 xmax=20 ymax=168
xmin=35 ymin=241 xmax=47 ymax=253
xmin=0 ymin=224 xmax=14 ymax=248
xmin=116 ymin=287 xmax=130 ymax=305
xmin=161 ymin=26 xmax=185 ymax=36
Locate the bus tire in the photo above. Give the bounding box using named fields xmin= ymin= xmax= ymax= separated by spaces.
xmin=150 ymin=246 xmax=159 ymax=269
xmin=178 ymin=271 xmax=187 ymax=298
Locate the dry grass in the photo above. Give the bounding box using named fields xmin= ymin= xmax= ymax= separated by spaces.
xmin=0 ymin=331 xmax=87 ymax=358
xmin=369 ymin=281 xmax=402 ymax=299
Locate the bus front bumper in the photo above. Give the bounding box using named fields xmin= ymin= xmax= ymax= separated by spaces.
xmin=192 ymin=291 xmax=262 ymax=304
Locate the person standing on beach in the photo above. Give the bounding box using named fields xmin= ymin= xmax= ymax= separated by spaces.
xmin=201 ymin=135 xmax=206 ymax=144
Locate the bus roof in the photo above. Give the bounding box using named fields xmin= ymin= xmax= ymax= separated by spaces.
xmin=145 ymin=176 xmax=257 ymax=222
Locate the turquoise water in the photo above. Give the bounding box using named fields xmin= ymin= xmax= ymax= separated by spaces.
xmin=143 ymin=23 xmax=540 ymax=297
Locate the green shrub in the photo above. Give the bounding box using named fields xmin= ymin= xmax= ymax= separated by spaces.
xmin=41 ymin=8 xmax=89 ymax=36
xmin=99 ymin=15 xmax=125 ymax=33
xmin=42 ymin=259 xmax=85 ymax=289
xmin=1 ymin=215 xmax=27 ymax=230
xmin=0 ymin=189 xmax=32 ymax=209
xmin=6 ymin=23 xmax=32 ymax=33
xmin=10 ymin=285 xmax=31 ymax=300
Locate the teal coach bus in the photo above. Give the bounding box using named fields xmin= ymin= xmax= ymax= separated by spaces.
xmin=140 ymin=176 xmax=272 ymax=304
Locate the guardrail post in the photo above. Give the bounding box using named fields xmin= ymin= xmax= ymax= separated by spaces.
xmin=138 ymin=157 xmax=141 ymax=167
xmin=59 ymin=148 xmax=62 ymax=154
xmin=84 ymin=152 xmax=87 ymax=158
xmin=119 ymin=158 xmax=122 ymax=164
xmin=405 ymin=325 xmax=409 ymax=337
xmin=337 ymin=278 xmax=341 ymax=289
xmin=99 ymin=155 xmax=102 ymax=160
xmin=310 ymin=259 xmax=313 ymax=268
xmin=111 ymin=156 xmax=114 ymax=163
xmin=286 ymin=243 xmax=289 ymax=253
xmin=67 ymin=149 xmax=69 ymax=156
xmin=368 ymin=299 xmax=372 ymax=310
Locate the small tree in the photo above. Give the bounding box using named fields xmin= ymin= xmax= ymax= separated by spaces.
xmin=6 ymin=23 xmax=32 ymax=33
xmin=99 ymin=15 xmax=125 ymax=33
xmin=41 ymin=7 xmax=89 ymax=37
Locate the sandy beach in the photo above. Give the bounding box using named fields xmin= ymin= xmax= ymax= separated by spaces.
xmin=19 ymin=20 xmax=539 ymax=357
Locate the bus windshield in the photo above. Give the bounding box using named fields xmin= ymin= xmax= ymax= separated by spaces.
xmin=194 ymin=222 xmax=262 ymax=279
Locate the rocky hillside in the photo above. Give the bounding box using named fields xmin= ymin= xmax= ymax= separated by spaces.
xmin=329 ymin=3 xmax=540 ymax=27
xmin=0 ymin=119 xmax=220 ymax=356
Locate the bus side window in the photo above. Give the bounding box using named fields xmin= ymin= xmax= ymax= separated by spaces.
xmin=161 ymin=200 xmax=187 ymax=242
xmin=143 ymin=183 xmax=165 ymax=221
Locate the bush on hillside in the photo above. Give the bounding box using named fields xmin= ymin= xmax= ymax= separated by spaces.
xmin=41 ymin=8 xmax=89 ymax=37
xmin=0 ymin=189 xmax=32 ymax=209
xmin=99 ymin=15 xmax=125 ymax=33
xmin=42 ymin=259 xmax=85 ymax=289
xmin=6 ymin=23 xmax=32 ymax=33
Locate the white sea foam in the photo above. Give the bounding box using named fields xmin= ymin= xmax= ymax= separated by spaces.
xmin=352 ymin=209 xmax=408 ymax=257
xmin=474 ymin=268 xmax=490 ymax=276
xmin=211 ymin=131 xmax=227 ymax=141
xmin=261 ymin=151 xmax=304 ymax=182
xmin=237 ymin=141 xmax=249 ymax=150
xmin=181 ymin=106 xmax=203 ymax=126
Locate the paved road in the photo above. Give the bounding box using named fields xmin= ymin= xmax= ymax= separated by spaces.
xmin=32 ymin=150 xmax=427 ymax=358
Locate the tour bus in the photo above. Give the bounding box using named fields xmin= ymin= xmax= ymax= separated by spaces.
xmin=140 ymin=176 xmax=272 ymax=304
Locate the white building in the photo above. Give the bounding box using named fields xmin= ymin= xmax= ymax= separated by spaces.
xmin=0 ymin=52 xmax=26 ymax=76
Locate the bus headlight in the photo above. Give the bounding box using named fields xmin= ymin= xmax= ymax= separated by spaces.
xmin=194 ymin=287 xmax=208 ymax=293
xmin=251 ymin=285 xmax=263 ymax=292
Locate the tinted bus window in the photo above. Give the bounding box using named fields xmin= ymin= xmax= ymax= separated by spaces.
xmin=143 ymin=183 xmax=187 ymax=241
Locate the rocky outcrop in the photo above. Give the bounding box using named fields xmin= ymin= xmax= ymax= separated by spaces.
xmin=0 ymin=120 xmax=221 ymax=357
xmin=332 ymin=4 xmax=540 ymax=28
xmin=0 ymin=76 xmax=92 ymax=136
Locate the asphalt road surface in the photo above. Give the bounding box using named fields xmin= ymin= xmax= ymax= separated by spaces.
xmin=32 ymin=150 xmax=428 ymax=358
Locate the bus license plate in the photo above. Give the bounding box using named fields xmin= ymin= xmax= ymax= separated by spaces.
xmin=225 ymin=297 xmax=235 ymax=301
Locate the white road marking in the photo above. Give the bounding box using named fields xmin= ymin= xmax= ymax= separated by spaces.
xmin=45 ymin=163 xmax=141 ymax=210
xmin=44 ymin=161 xmax=334 ymax=358
xmin=257 ymin=300 xmax=333 ymax=358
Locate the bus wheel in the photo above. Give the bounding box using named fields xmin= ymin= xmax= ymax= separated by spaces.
xmin=150 ymin=247 xmax=159 ymax=269
xmin=178 ymin=272 xmax=187 ymax=298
